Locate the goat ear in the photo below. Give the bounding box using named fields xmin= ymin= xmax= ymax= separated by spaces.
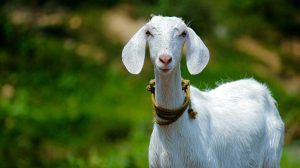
xmin=185 ymin=27 xmax=210 ymax=75
xmin=122 ymin=26 xmax=146 ymax=74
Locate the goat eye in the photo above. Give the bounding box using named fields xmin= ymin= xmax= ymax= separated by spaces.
xmin=180 ymin=31 xmax=187 ymax=37
xmin=146 ymin=30 xmax=152 ymax=36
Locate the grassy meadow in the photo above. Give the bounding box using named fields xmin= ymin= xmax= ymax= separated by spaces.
xmin=0 ymin=0 xmax=300 ymax=167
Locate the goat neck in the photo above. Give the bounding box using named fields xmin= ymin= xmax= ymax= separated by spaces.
xmin=154 ymin=66 xmax=185 ymax=111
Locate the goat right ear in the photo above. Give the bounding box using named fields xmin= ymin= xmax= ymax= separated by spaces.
xmin=122 ymin=26 xmax=146 ymax=74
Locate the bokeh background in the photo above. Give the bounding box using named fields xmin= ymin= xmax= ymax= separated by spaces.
xmin=0 ymin=0 xmax=299 ymax=167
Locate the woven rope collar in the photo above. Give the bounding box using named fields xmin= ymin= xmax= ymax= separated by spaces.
xmin=147 ymin=79 xmax=197 ymax=126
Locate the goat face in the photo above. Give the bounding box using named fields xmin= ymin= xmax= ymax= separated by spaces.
xmin=146 ymin=16 xmax=186 ymax=74
xmin=122 ymin=16 xmax=210 ymax=75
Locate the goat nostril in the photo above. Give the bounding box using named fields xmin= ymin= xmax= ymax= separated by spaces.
xmin=167 ymin=57 xmax=172 ymax=64
xmin=159 ymin=55 xmax=172 ymax=65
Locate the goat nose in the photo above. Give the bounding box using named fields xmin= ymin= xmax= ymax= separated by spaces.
xmin=159 ymin=54 xmax=172 ymax=65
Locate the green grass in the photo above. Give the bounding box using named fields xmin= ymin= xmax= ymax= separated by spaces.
xmin=281 ymin=145 xmax=300 ymax=168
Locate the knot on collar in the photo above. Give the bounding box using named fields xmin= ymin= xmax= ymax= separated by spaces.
xmin=146 ymin=79 xmax=197 ymax=126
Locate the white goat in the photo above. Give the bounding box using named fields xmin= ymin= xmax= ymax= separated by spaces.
xmin=122 ymin=16 xmax=284 ymax=168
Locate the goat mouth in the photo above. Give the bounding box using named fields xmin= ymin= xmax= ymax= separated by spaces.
xmin=158 ymin=68 xmax=170 ymax=72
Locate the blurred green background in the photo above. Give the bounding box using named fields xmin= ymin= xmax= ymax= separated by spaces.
xmin=0 ymin=0 xmax=299 ymax=167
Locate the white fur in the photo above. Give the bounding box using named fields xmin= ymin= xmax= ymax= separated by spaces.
xmin=122 ymin=16 xmax=284 ymax=168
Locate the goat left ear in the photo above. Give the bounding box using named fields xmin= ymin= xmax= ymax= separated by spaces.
xmin=122 ymin=26 xmax=146 ymax=75
xmin=185 ymin=28 xmax=210 ymax=75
